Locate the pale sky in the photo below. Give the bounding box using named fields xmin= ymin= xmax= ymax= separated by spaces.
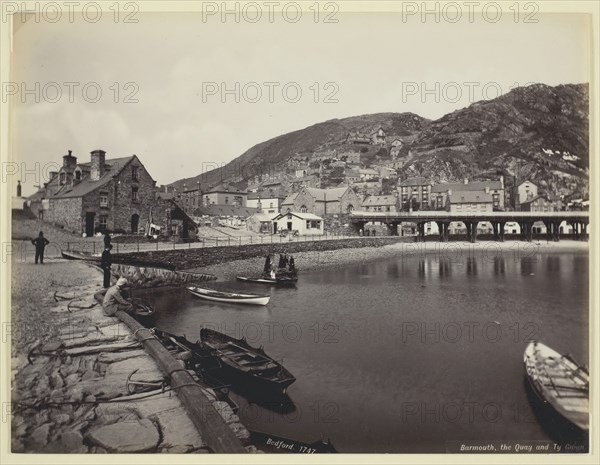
xmin=9 ymin=10 xmax=590 ymax=195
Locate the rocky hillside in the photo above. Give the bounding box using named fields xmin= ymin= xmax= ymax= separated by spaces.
xmin=405 ymin=83 xmax=589 ymax=197
xmin=171 ymin=83 xmax=589 ymax=197
xmin=170 ymin=112 xmax=429 ymax=189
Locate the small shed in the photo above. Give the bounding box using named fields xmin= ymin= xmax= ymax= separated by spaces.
xmin=246 ymin=212 xmax=276 ymax=234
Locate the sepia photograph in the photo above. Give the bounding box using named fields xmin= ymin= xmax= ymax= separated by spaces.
xmin=0 ymin=0 xmax=597 ymax=462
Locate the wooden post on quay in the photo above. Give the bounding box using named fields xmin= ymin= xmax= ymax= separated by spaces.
xmin=114 ymin=311 xmax=247 ymax=453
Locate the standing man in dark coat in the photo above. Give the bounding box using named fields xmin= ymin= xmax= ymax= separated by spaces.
xmin=103 ymin=232 xmax=112 ymax=249
xmin=31 ymin=231 xmax=50 ymax=264
xmin=101 ymin=245 xmax=112 ymax=288
xmin=263 ymin=254 xmax=271 ymax=274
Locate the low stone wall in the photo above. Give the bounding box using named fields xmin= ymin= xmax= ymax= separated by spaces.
xmin=118 ymin=237 xmax=411 ymax=270
xmin=110 ymin=263 xmax=216 ymax=289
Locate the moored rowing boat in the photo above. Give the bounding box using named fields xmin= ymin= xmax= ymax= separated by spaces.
xmin=187 ymin=286 xmax=270 ymax=306
xmin=523 ymin=341 xmax=589 ymax=431
xmin=200 ymin=327 xmax=296 ymax=394
xmin=236 ymin=276 xmax=297 ymax=286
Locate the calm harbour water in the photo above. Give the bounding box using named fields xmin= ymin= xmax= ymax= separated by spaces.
xmin=148 ymin=250 xmax=588 ymax=453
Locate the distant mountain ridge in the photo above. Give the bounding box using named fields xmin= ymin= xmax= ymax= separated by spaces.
xmin=171 ymin=83 xmax=588 ymax=198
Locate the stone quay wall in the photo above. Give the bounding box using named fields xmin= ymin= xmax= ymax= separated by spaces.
xmin=109 ymin=263 xmax=216 ymax=289
xmin=118 ymin=237 xmax=412 ymax=270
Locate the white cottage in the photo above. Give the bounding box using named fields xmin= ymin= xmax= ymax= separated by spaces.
xmin=272 ymin=211 xmax=324 ymax=236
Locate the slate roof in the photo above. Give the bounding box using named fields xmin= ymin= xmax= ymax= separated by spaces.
xmin=274 ymin=211 xmax=323 ymax=221
xmin=448 ymin=191 xmax=493 ymax=204
xmin=49 ymin=156 xmax=135 ymax=199
xmin=362 ymin=195 xmax=397 ymax=206
xmin=398 ymin=176 xmax=430 ymax=187
xmin=431 ymin=180 xmax=503 ymax=193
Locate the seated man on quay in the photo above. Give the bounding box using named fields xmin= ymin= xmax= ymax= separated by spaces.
xmin=102 ymin=277 xmax=134 ymax=316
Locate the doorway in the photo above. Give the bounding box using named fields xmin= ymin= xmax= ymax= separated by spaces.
xmin=287 ymin=222 xmax=293 ymax=230
xmin=85 ymin=212 xmax=95 ymax=236
xmin=131 ymin=214 xmax=139 ymax=234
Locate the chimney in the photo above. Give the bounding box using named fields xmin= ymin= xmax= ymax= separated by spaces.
xmin=90 ymin=150 xmax=106 ymax=181
xmin=500 ymin=175 xmax=504 ymax=189
xmin=17 ymin=180 xmax=22 ymax=197
xmin=62 ymin=150 xmax=77 ymax=169
xmin=463 ymin=178 xmax=468 ymax=185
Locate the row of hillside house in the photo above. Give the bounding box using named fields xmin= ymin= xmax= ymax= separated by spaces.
xmin=281 ymin=186 xmax=362 ymax=216
xmin=345 ymin=127 xmax=387 ymax=146
xmin=396 ymin=177 xmax=505 ymax=211
xmin=27 ymin=149 xmax=198 ymax=239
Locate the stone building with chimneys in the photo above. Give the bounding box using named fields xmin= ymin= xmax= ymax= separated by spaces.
xmin=31 ymin=149 xmax=158 ymax=236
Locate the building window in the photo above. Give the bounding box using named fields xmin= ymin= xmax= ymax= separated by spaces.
xmin=75 ymin=170 xmax=81 ymax=181
xmin=131 ymin=166 xmax=138 ymax=181
xmin=347 ymin=204 xmax=354 ymax=213
xmin=306 ymin=220 xmax=311 ymax=229
xmin=99 ymin=215 xmax=107 ymax=230
xmin=225 ymin=196 xmax=229 ymax=204
xmin=60 ymin=173 xmax=66 ymax=185
xmin=269 ymin=202 xmax=274 ymax=208
xmin=300 ymin=205 xmax=307 ymax=213
xmin=492 ymin=193 xmax=500 ymax=207
xmin=100 ymin=192 xmax=108 ymax=207
xmin=132 ymin=186 xmax=139 ymax=202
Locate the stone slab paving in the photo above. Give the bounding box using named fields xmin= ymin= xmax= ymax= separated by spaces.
xmin=11 ymin=261 xmax=254 ymax=453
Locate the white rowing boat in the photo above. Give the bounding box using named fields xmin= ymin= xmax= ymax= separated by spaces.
xmin=187 ymin=286 xmax=270 ymax=306
xmin=523 ymin=341 xmax=589 ymax=431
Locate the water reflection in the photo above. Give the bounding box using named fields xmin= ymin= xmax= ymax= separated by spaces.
xmin=146 ymin=251 xmax=588 ymax=453
xmin=438 ymin=258 xmax=451 ymax=278
xmin=493 ymin=257 xmax=506 ymax=275
xmin=546 ymin=256 xmax=560 ymax=273
xmin=466 ymin=256 xmax=478 ymax=276
xmin=520 ymin=257 xmax=536 ymax=275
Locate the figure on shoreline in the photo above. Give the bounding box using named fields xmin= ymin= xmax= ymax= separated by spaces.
xmin=102 ymin=277 xmax=134 ymax=316
xmin=31 ymin=231 xmax=50 ymax=265
xmin=289 ymin=255 xmax=295 ymax=272
xmin=101 ymin=244 xmax=112 ymax=288
xmin=264 ymin=254 xmax=271 ymax=274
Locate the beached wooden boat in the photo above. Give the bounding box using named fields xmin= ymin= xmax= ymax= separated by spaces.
xmin=200 ymin=327 xmax=296 ymax=394
xmin=236 ymin=276 xmax=297 ymax=286
xmin=61 ymin=250 xmax=99 ymax=261
xmin=524 ymin=341 xmax=589 ymax=431
xmin=187 ymin=286 xmax=270 ymax=306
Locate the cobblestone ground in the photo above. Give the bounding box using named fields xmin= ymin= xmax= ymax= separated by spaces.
xmin=10 ymin=260 xmax=252 ymax=453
